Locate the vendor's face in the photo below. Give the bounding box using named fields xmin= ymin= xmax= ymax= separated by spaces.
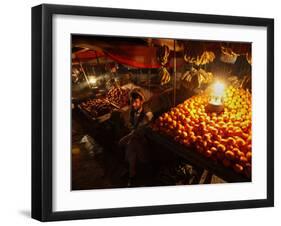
xmin=132 ymin=98 xmax=142 ymax=111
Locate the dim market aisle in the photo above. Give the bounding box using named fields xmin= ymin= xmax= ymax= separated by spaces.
xmin=72 ymin=107 xmax=225 ymax=189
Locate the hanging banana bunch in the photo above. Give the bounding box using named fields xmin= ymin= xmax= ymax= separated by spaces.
xmin=184 ymin=51 xmax=215 ymax=66
xmin=224 ymin=75 xmax=251 ymax=90
xmin=159 ymin=66 xmax=171 ymax=85
xmin=181 ymin=67 xmax=213 ymax=90
xmin=246 ymin=52 xmax=252 ymax=65
xmin=200 ymin=51 xmax=216 ymax=65
xmin=157 ymin=45 xmax=170 ymax=66
xmin=240 ymin=74 xmax=251 ymax=90
xmin=226 ymin=76 xmax=241 ymax=88
xmin=220 ymin=46 xmax=239 ymax=64
xmin=157 ymin=45 xmax=171 ymax=85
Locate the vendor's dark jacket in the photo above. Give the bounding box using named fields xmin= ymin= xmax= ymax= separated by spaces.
xmin=128 ymin=107 xmax=153 ymax=131
xmin=119 ymin=107 xmax=153 ymax=163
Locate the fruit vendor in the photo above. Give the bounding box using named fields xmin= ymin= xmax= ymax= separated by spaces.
xmin=119 ymin=88 xmax=153 ymax=186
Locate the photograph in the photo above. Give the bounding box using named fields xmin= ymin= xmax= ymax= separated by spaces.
xmin=31 ymin=3 xmax=274 ymax=221
xmin=71 ymin=35 xmax=252 ymax=190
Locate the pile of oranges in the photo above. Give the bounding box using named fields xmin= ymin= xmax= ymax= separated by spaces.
xmin=152 ymin=86 xmax=252 ymax=178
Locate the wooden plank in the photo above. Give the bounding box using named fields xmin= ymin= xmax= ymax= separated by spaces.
xmin=146 ymin=128 xmax=250 ymax=183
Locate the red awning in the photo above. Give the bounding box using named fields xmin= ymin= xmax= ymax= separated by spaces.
xmin=73 ymin=50 xmax=105 ymax=60
xmin=105 ymin=46 xmax=161 ymax=69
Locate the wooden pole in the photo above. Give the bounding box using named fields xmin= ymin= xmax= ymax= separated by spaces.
xmin=173 ymin=40 xmax=177 ymax=107
xmin=79 ymin=60 xmax=91 ymax=89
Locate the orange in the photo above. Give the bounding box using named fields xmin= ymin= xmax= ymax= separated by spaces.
xmin=246 ymin=152 xmax=252 ymax=162
xmin=190 ymin=135 xmax=196 ymax=143
xmin=233 ymin=163 xmax=243 ymax=173
xmin=183 ymin=139 xmax=190 ymax=146
xmin=204 ymin=150 xmax=212 ymax=158
xmin=210 ymin=147 xmax=217 ymax=153
xmin=167 ymin=116 xmax=172 ymax=123
xmin=217 ymin=144 xmax=226 ymax=152
xmin=226 ymin=137 xmax=235 ymax=146
xmin=239 ymin=156 xmax=248 ymax=165
xmin=236 ymin=138 xmax=246 ymax=147
xmin=225 ymin=150 xmax=235 ymax=160
xmin=213 ymin=141 xmax=220 ymax=147
xmin=172 ymin=120 xmax=177 ymax=128
xmin=242 ymin=132 xmax=249 ymax=140
xmin=182 ymin=131 xmax=188 ymax=138
xmin=202 ymin=141 xmax=208 ymax=148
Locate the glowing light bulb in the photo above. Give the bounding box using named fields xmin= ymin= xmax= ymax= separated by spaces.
xmin=209 ymin=81 xmax=225 ymax=106
xmin=213 ymin=81 xmax=225 ymax=97
xmin=89 ymin=76 xmax=97 ymax=85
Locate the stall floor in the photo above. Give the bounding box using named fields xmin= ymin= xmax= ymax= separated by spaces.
xmin=71 ymin=109 xmax=225 ymax=190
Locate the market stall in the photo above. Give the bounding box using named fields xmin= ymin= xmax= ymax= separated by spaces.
xmin=71 ymin=35 xmax=252 ymax=189
xmin=150 ymin=84 xmax=252 ymax=182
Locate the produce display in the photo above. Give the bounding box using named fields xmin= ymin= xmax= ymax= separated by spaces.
xmin=80 ymin=87 xmax=130 ymax=118
xmin=80 ymin=98 xmax=112 ymax=118
xmin=152 ymin=86 xmax=252 ymax=178
xmin=107 ymin=87 xmax=130 ymax=108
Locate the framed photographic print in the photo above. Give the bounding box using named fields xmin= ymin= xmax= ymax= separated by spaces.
xmin=32 ymin=4 xmax=274 ymax=221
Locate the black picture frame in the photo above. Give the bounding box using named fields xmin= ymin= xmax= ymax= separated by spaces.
xmin=32 ymin=3 xmax=274 ymax=222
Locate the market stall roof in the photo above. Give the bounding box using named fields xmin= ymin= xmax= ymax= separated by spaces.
xmin=183 ymin=40 xmax=251 ymax=55
xmin=72 ymin=35 xmax=163 ymax=68
xmin=72 ymin=35 xmax=251 ymax=68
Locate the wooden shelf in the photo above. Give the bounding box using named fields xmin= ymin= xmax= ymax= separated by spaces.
xmin=146 ymin=127 xmax=250 ymax=183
